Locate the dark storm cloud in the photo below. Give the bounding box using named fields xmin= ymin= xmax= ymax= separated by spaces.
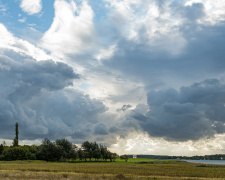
xmin=0 ymin=52 xmax=108 ymax=141
xmin=131 ymin=79 xmax=225 ymax=141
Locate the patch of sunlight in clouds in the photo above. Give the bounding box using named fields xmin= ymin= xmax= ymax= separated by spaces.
xmin=110 ymin=132 xmax=225 ymax=156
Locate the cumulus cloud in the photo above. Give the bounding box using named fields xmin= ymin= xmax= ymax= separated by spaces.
xmin=0 ymin=53 xmax=75 ymax=137
xmin=130 ymin=79 xmax=225 ymax=141
xmin=0 ymin=50 xmax=113 ymax=141
xmin=20 ymin=0 xmax=42 ymax=15
xmin=0 ymin=23 xmax=49 ymax=61
xmin=0 ymin=24 xmax=111 ymax=142
xmin=41 ymin=0 xmax=96 ymax=57
xmin=103 ymin=10 xmax=225 ymax=90
xmin=106 ymin=0 xmax=187 ymax=55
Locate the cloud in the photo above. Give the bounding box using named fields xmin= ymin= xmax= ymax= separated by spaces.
xmin=183 ymin=3 xmax=205 ymax=21
xmin=20 ymin=0 xmax=42 ymax=15
xmin=106 ymin=0 xmax=187 ymax=55
xmin=0 ymin=2 xmax=7 ymax=16
xmin=94 ymin=123 xmax=108 ymax=135
xmin=103 ymin=13 xmax=225 ymax=91
xmin=185 ymin=0 xmax=225 ymax=23
xmin=117 ymin=104 xmax=132 ymax=112
xmin=0 ymin=24 xmax=111 ymax=142
xmin=109 ymin=132 xmax=225 ymax=156
xmin=0 ymin=23 xmax=50 ymax=61
xmin=0 ymin=53 xmax=75 ymax=136
xmin=130 ymin=79 xmax=225 ymax=141
xmin=41 ymin=0 xmax=96 ymax=57
xmin=0 ymin=51 xmax=112 ymax=141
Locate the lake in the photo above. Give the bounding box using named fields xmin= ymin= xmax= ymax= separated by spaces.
xmin=183 ymin=160 xmax=225 ymax=165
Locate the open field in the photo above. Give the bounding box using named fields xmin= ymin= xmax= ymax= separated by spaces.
xmin=0 ymin=158 xmax=225 ymax=180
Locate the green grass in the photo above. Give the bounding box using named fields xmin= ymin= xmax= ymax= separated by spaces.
xmin=0 ymin=158 xmax=225 ymax=179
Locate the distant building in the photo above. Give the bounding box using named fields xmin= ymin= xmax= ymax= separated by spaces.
xmin=133 ymin=155 xmax=137 ymax=158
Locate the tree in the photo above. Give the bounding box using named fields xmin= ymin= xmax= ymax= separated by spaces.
xmin=0 ymin=146 xmax=30 ymax=161
xmin=55 ymin=139 xmax=74 ymax=159
xmin=68 ymin=149 xmax=78 ymax=161
xmin=0 ymin=144 xmax=3 ymax=155
xmin=81 ymin=141 xmax=91 ymax=152
xmin=100 ymin=145 xmax=108 ymax=161
xmin=93 ymin=148 xmax=101 ymax=161
xmin=111 ymin=152 xmax=119 ymax=162
xmin=120 ymin=155 xmax=129 ymax=162
xmin=38 ymin=138 xmax=62 ymax=162
xmin=82 ymin=141 xmax=93 ymax=161
xmin=13 ymin=122 xmax=19 ymax=147
xmin=77 ymin=148 xmax=84 ymax=161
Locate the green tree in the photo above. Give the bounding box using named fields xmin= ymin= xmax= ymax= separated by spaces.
xmin=77 ymin=148 xmax=84 ymax=161
xmin=100 ymin=145 xmax=108 ymax=161
xmin=56 ymin=138 xmax=75 ymax=159
xmin=120 ymin=155 xmax=129 ymax=162
xmin=38 ymin=138 xmax=62 ymax=162
xmin=82 ymin=141 xmax=93 ymax=161
xmin=12 ymin=122 xmax=19 ymax=147
xmin=111 ymin=153 xmax=119 ymax=162
xmin=0 ymin=146 xmax=30 ymax=161
xmin=108 ymin=152 xmax=118 ymax=162
xmin=84 ymin=151 xmax=89 ymax=162
xmin=81 ymin=141 xmax=91 ymax=152
xmin=68 ymin=149 xmax=78 ymax=161
xmin=93 ymin=148 xmax=101 ymax=161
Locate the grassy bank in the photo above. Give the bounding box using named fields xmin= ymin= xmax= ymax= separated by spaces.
xmin=0 ymin=158 xmax=225 ymax=179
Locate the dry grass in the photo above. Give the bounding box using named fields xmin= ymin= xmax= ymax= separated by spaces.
xmin=0 ymin=159 xmax=225 ymax=179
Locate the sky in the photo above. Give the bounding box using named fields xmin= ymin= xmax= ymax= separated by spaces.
xmin=0 ymin=0 xmax=225 ymax=156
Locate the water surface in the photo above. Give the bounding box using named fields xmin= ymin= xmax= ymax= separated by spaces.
xmin=183 ymin=160 xmax=225 ymax=165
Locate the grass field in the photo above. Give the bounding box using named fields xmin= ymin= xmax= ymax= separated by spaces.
xmin=0 ymin=158 xmax=225 ymax=179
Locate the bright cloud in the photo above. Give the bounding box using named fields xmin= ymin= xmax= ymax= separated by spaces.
xmin=0 ymin=24 xmax=49 ymax=61
xmin=41 ymin=0 xmax=95 ymax=57
xmin=20 ymin=0 xmax=42 ymax=15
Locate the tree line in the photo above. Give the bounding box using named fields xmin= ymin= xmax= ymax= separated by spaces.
xmin=0 ymin=123 xmax=120 ymax=162
xmin=0 ymin=138 xmax=119 ymax=162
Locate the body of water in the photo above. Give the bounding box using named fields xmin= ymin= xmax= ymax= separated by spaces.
xmin=183 ymin=160 xmax=225 ymax=165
